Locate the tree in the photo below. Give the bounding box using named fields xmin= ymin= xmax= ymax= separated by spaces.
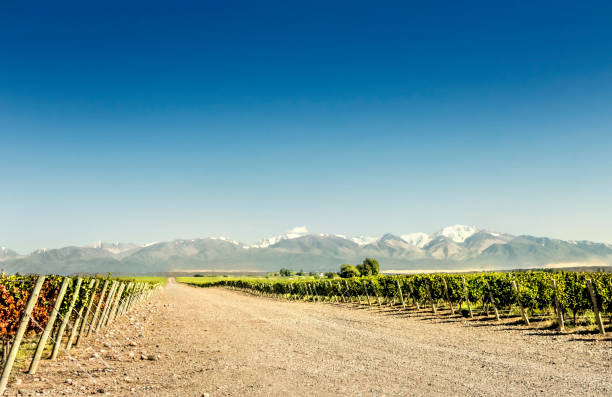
xmin=356 ymin=258 xmax=380 ymax=276
xmin=339 ymin=264 xmax=361 ymax=278
xmin=296 ymin=269 xmax=305 ymax=276
xmin=324 ymin=272 xmax=337 ymax=279
xmin=279 ymin=268 xmax=294 ymax=277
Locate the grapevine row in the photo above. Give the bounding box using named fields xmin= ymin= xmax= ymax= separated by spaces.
xmin=182 ymin=272 xmax=611 ymax=333
xmin=0 ymin=274 xmax=162 ymax=394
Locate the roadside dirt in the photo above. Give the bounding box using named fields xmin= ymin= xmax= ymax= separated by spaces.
xmin=7 ymin=279 xmax=611 ymax=396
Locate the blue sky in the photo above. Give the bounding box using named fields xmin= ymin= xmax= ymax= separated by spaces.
xmin=1 ymin=1 xmax=612 ymax=253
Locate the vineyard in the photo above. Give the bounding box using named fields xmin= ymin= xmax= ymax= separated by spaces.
xmin=0 ymin=274 xmax=162 ymax=395
xmin=179 ymin=272 xmax=611 ymax=334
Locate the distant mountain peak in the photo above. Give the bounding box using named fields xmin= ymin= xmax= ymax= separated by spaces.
xmin=0 ymin=246 xmax=19 ymax=261
xmin=350 ymin=236 xmax=378 ymax=246
xmin=400 ymin=232 xmax=432 ymax=248
xmin=438 ymin=225 xmax=479 ymax=243
xmin=87 ymin=241 xmax=141 ymax=255
xmin=380 ymin=233 xmax=401 ymax=241
xmin=209 ymin=236 xmax=246 ymax=248
xmin=250 ymin=226 xmax=309 ymax=248
xmin=3 ymin=225 xmax=611 ymax=275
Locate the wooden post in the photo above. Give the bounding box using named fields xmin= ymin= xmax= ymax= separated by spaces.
xmin=116 ymin=282 xmax=132 ymax=316
xmin=511 ymin=280 xmax=530 ymax=325
xmin=0 ymin=276 xmax=46 ymax=396
xmin=338 ymin=283 xmax=346 ymax=303
xmin=425 ymin=282 xmax=437 ymax=315
xmin=551 ymin=279 xmax=565 ymax=332
xmin=87 ymin=280 xmax=109 ymax=337
xmin=127 ymin=282 xmax=143 ymax=309
xmin=396 ymin=280 xmax=406 ymax=309
xmin=102 ymin=281 xmax=119 ymax=324
xmin=323 ymin=281 xmax=332 ymax=302
xmin=327 ymin=281 xmax=337 ymax=304
xmin=112 ymin=282 xmax=128 ymax=320
xmin=462 ymin=277 xmax=473 ymax=318
xmin=407 ymin=282 xmax=420 ymax=310
xmin=344 ymin=280 xmax=354 ymax=304
xmin=442 ymin=278 xmax=454 ymax=315
xmin=586 ymin=279 xmax=605 ymax=335
xmin=363 ymin=283 xmax=372 ymax=306
xmin=485 ymin=281 xmax=500 ymax=321
xmin=332 ymin=282 xmax=341 ymax=304
xmin=51 ymin=277 xmax=82 ymax=360
xmin=77 ymin=279 xmax=99 ymax=345
xmin=28 ymin=277 xmax=71 ymax=374
xmin=97 ymin=281 xmax=117 ymax=332
xmin=387 ymin=289 xmax=395 ymax=307
xmin=123 ymin=282 xmax=136 ymax=314
xmin=106 ymin=283 xmax=126 ymax=325
xmin=67 ymin=279 xmax=95 ymax=352
xmin=371 ymin=282 xmax=382 ymax=307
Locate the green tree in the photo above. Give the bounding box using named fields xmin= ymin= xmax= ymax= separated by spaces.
xmin=339 ymin=264 xmax=361 ymax=278
xmin=356 ymin=258 xmax=380 ymax=276
xmin=279 ymin=268 xmax=294 ymax=277
xmin=324 ymin=272 xmax=337 ymax=279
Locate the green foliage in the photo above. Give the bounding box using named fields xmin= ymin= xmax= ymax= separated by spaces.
xmin=324 ymin=272 xmax=337 ymax=279
xmin=339 ymin=264 xmax=361 ymax=278
xmin=179 ymin=271 xmax=612 ymax=323
xmin=115 ymin=276 xmax=168 ymax=285
xmin=356 ymin=258 xmax=380 ymax=276
xmin=279 ymin=268 xmax=294 ymax=277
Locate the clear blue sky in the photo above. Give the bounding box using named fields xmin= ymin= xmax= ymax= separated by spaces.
xmin=1 ymin=1 xmax=612 ymax=253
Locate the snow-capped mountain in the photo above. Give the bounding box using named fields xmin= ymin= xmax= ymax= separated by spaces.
xmin=250 ymin=226 xmax=309 ymax=248
xmin=400 ymin=232 xmax=432 ymax=248
xmin=0 ymin=247 xmax=19 ymax=262
xmin=350 ymin=236 xmax=379 ymax=246
xmin=88 ymin=241 xmax=142 ymax=255
xmin=2 ymin=225 xmax=611 ymax=274
xmin=438 ymin=225 xmax=479 ymax=243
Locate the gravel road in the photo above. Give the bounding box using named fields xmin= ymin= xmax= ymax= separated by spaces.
xmin=9 ymin=279 xmax=611 ymax=396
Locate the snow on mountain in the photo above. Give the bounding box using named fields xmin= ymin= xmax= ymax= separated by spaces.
xmin=4 ymin=224 xmax=611 ymax=275
xmin=210 ymin=236 xmax=247 ymax=248
xmin=0 ymin=246 xmax=19 ymax=261
xmin=351 ymin=236 xmax=379 ymax=246
xmin=400 ymin=232 xmax=432 ymax=248
xmin=250 ymin=226 xmax=309 ymax=248
xmin=438 ymin=225 xmax=479 ymax=243
xmin=210 ymin=237 xmax=239 ymax=244
xmin=88 ymin=241 xmax=142 ymax=254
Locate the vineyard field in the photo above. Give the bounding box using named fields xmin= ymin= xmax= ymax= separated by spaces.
xmin=179 ymin=271 xmax=612 ymax=332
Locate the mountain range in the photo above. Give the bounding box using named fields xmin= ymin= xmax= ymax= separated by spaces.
xmin=2 ymin=225 xmax=611 ymax=275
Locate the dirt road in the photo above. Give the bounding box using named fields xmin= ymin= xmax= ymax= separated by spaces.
xmin=9 ymin=279 xmax=611 ymax=396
